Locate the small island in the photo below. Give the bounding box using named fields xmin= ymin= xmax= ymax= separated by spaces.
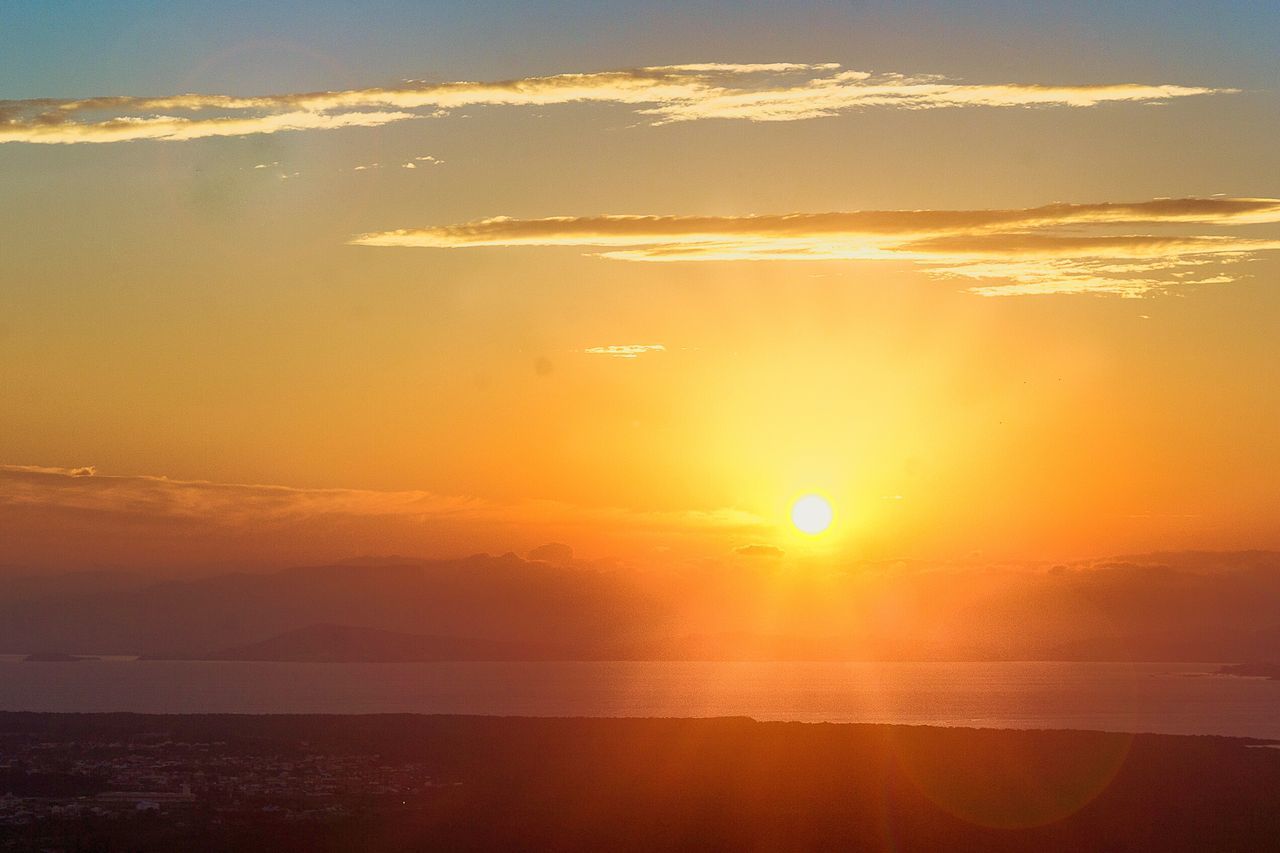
xmin=1216 ymin=663 xmax=1280 ymax=680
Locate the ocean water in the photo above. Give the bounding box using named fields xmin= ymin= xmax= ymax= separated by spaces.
xmin=0 ymin=659 xmax=1277 ymax=739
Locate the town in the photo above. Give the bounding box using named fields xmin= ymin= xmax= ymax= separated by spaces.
xmin=0 ymin=720 xmax=456 ymax=851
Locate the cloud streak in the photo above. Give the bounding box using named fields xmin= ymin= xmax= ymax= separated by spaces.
xmin=0 ymin=464 xmax=766 ymax=571
xmin=0 ymin=463 xmax=761 ymax=530
xmin=582 ymin=344 xmax=667 ymax=359
xmin=0 ymin=63 xmax=1232 ymax=144
xmin=351 ymin=197 xmax=1280 ymax=297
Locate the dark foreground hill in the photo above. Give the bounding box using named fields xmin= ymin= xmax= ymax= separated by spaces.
xmin=0 ymin=713 xmax=1277 ymax=852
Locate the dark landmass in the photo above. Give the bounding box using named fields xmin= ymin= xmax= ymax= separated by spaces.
xmin=160 ymin=623 xmax=893 ymax=663
xmin=2 ymin=551 xmax=1280 ymax=662
xmin=1048 ymin=629 xmax=1280 ymax=662
xmin=1217 ymin=662 xmax=1280 ymax=680
xmin=1 ymin=713 xmax=1278 ymax=851
xmin=21 ymin=652 xmax=92 ymax=663
xmin=188 ymin=623 xmax=574 ymax=662
xmin=0 ymin=570 xmax=150 ymax=604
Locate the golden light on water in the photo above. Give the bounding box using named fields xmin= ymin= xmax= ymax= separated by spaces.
xmin=790 ymin=494 xmax=834 ymax=535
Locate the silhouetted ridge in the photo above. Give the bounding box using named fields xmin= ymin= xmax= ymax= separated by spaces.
xmin=205 ymin=623 xmax=571 ymax=662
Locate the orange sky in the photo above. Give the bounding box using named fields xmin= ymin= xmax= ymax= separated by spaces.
xmin=2 ymin=4 xmax=1279 ymax=575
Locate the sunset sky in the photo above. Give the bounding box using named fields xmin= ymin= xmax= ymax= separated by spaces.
xmin=3 ymin=1 xmax=1279 ymax=575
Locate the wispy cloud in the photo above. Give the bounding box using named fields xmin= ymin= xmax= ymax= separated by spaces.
xmin=0 ymin=463 xmax=763 ymax=541
xmin=352 ymin=197 xmax=1280 ymax=297
xmin=0 ymin=63 xmax=1232 ymax=144
xmin=930 ymin=255 xmax=1249 ymax=298
xmin=4 ymin=464 xmax=97 ymax=478
xmin=582 ymin=344 xmax=667 ymax=359
xmin=0 ymin=107 xmax=416 ymax=144
xmin=0 ymin=464 xmax=476 ymax=522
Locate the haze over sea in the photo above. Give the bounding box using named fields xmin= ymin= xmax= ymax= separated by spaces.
xmin=2 ymin=659 xmax=1277 ymax=739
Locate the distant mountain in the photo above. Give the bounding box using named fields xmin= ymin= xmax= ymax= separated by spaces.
xmin=23 ymin=652 xmax=94 ymax=663
xmin=1 ymin=551 xmax=1278 ymax=662
xmin=0 ymin=554 xmax=663 ymax=659
xmin=193 ymin=623 xmax=574 ymax=662
xmin=1 ymin=570 xmax=150 ymax=603
xmin=1048 ymin=625 xmax=1280 ymax=663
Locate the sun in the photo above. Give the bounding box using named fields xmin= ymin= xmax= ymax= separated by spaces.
xmin=791 ymin=494 xmax=834 ymax=535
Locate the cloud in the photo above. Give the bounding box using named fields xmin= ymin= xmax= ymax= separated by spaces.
xmin=0 ymin=463 xmax=760 ymax=529
xmin=352 ymin=197 xmax=1280 ymax=297
xmin=0 ymin=463 xmax=478 ymax=523
xmin=930 ymin=257 xmax=1248 ymax=298
xmin=2 ymin=464 xmax=97 ymax=477
xmin=735 ymin=544 xmax=785 ymax=558
xmin=582 ymin=344 xmax=666 ymax=359
xmin=0 ymin=63 xmax=1232 ymax=144
xmin=400 ymin=156 xmax=443 ymax=169
xmin=353 ymin=198 xmax=1280 ymax=249
xmin=0 ymin=464 xmax=766 ymax=570
xmin=0 ymin=107 xmax=416 ymax=144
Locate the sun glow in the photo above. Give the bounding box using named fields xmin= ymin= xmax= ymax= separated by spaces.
xmin=791 ymin=494 xmax=834 ymax=535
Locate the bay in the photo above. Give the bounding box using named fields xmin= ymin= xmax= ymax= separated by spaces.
xmin=1 ymin=659 xmax=1277 ymax=739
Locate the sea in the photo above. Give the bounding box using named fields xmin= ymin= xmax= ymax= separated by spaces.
xmin=1 ymin=659 xmax=1277 ymax=740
